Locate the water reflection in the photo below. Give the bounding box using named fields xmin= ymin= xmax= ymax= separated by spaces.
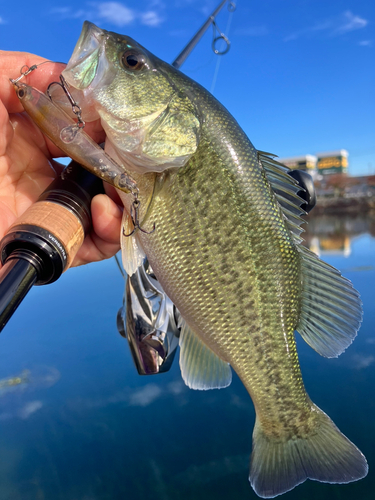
xmin=304 ymin=212 xmax=375 ymax=258
xmin=0 ymin=367 xmax=60 ymax=422
xmin=0 ymin=214 xmax=373 ymax=500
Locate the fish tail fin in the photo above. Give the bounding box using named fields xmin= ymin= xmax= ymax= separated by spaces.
xmin=249 ymin=405 xmax=368 ymax=498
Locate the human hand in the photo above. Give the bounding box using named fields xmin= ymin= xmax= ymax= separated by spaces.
xmin=0 ymin=51 xmax=123 ymax=268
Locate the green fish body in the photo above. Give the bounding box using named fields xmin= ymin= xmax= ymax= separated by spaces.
xmin=62 ymin=22 xmax=368 ymax=497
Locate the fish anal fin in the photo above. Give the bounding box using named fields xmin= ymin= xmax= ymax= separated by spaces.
xmin=179 ymin=320 xmax=232 ymax=390
xmin=297 ymin=245 xmax=362 ymax=358
xmin=250 ymin=404 xmax=368 ymax=498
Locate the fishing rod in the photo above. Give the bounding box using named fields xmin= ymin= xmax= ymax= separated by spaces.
xmin=0 ymin=0 xmax=238 ymax=335
xmin=0 ymin=162 xmax=103 ymax=332
xmin=172 ymin=0 xmax=235 ymax=69
xmin=0 ymin=0 xmax=316 ymax=341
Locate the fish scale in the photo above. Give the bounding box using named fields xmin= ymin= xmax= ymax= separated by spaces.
xmin=62 ymin=22 xmax=367 ymax=497
xmin=138 ymin=121 xmax=305 ymax=430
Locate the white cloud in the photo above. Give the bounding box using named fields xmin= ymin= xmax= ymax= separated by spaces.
xmin=50 ymin=7 xmax=85 ymax=19
xmin=333 ymin=11 xmax=368 ymax=35
xmin=0 ymin=16 xmax=6 ymax=24
xmin=349 ymin=354 xmax=375 ymax=370
xmin=284 ymin=10 xmax=368 ymax=42
xmin=18 ymin=400 xmax=43 ymax=419
xmin=51 ymin=2 xmax=165 ymax=28
xmin=128 ymin=384 xmax=162 ymax=407
xmin=76 ymin=377 xmax=188 ymax=411
xmin=141 ymin=10 xmax=163 ymax=27
xmin=230 ymin=394 xmax=251 ymax=409
xmin=96 ymin=2 xmax=135 ymax=27
xmin=359 ymin=40 xmax=373 ymax=47
xmin=0 ymin=400 xmax=43 ymax=421
xmin=167 ymin=380 xmax=186 ymax=395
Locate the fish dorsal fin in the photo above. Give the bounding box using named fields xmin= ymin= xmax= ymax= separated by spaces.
xmin=120 ymin=211 xmax=146 ymax=276
xmin=258 ymin=151 xmax=363 ymax=357
xmin=296 ymin=244 xmax=362 ymax=358
xmin=179 ymin=320 xmax=232 ymax=390
xmin=258 ymin=151 xmax=306 ymax=241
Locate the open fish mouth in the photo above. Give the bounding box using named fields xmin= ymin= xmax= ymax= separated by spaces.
xmin=63 ymin=21 xmax=108 ymax=90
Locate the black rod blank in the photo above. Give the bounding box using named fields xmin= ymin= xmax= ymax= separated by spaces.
xmin=0 ymin=258 xmax=38 ymax=331
xmin=172 ymin=0 xmax=228 ymax=69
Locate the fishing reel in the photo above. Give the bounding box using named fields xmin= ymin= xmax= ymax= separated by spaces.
xmin=117 ymin=168 xmax=316 ymax=375
xmin=116 ymin=260 xmax=180 ymax=375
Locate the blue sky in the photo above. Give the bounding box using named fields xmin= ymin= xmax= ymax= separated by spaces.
xmin=1 ymin=0 xmax=374 ymax=175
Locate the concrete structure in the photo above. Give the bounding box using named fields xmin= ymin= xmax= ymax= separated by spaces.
xmin=315 ymin=149 xmax=348 ymax=175
xmin=277 ymin=154 xmax=317 ymax=173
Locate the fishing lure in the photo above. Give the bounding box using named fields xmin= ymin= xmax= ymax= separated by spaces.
xmin=11 ymin=78 xmax=138 ymax=196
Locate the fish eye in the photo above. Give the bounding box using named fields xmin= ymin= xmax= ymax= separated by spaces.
xmin=121 ymin=50 xmax=146 ymax=71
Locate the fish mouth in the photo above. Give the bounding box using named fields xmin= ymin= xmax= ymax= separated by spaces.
xmin=63 ymin=21 xmax=108 ymax=90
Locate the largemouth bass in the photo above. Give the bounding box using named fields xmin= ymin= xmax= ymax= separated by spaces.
xmin=61 ymin=22 xmax=368 ymax=497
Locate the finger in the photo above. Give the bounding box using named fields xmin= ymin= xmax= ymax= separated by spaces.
xmin=1 ymin=51 xmax=106 ymax=160
xmin=70 ymin=194 xmax=123 ymax=267
xmin=91 ymin=194 xmax=123 ymax=244
xmin=104 ymin=183 xmax=123 ymax=206
xmin=0 ymin=51 xmax=66 ymax=113
xmin=0 ymin=98 xmax=13 ymax=157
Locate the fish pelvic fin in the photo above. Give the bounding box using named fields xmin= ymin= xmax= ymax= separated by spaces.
xmin=296 ymin=244 xmax=362 ymax=357
xmin=179 ymin=320 xmax=232 ymax=390
xmin=249 ymin=405 xmax=368 ymax=498
xmin=120 ymin=210 xmax=146 ymax=276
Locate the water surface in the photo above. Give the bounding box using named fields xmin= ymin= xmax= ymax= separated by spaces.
xmin=0 ymin=213 xmax=374 ymax=500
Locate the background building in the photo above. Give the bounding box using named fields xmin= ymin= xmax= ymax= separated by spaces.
xmin=278 ymin=150 xmax=349 ymax=179
xmin=315 ymin=149 xmax=348 ymax=175
xmin=277 ymin=154 xmax=317 ymax=173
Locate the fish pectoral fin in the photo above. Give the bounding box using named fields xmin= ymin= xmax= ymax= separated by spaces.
xmin=249 ymin=405 xmax=368 ymax=498
xmin=120 ymin=211 xmax=146 ymax=276
xmin=179 ymin=320 xmax=232 ymax=390
xmin=296 ymin=244 xmax=362 ymax=358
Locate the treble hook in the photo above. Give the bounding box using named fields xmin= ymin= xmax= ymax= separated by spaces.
xmin=123 ymin=197 xmax=156 ymax=237
xmin=47 ymin=75 xmax=86 ymax=130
